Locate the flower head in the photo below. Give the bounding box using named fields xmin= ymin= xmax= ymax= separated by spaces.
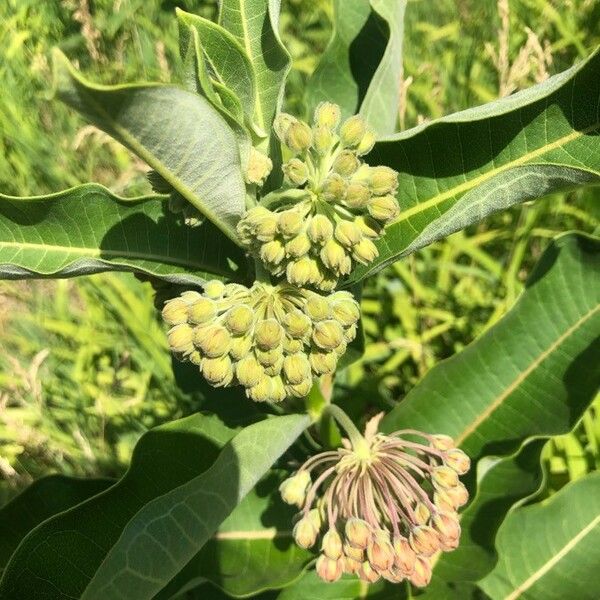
xmin=281 ymin=413 xmax=471 ymax=588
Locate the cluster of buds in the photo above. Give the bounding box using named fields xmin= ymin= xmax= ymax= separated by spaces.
xmin=162 ymin=280 xmax=360 ymax=402
xmin=237 ymin=102 xmax=400 ymax=291
xmin=280 ymin=413 xmax=470 ymax=587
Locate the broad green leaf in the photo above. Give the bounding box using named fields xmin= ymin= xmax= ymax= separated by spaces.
xmin=53 ymin=50 xmax=246 ymax=243
xmin=218 ymin=0 xmax=291 ymax=135
xmin=0 ymin=184 xmax=246 ymax=284
xmin=80 ymin=414 xmax=310 ymax=599
xmin=156 ymin=473 xmax=311 ymax=598
xmin=480 ymin=472 xmax=600 ymax=600
xmin=382 ymin=233 xmax=600 ymax=460
xmin=305 ymin=0 xmax=406 ymax=133
xmin=176 ymin=9 xmax=256 ymax=123
xmin=0 ymin=475 xmax=113 ymax=574
xmin=0 ymin=414 xmax=237 ymax=599
xmin=346 ymin=48 xmax=600 ymax=284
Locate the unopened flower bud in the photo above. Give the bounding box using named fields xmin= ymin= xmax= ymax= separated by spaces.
xmin=322 ymin=527 xmax=343 ymax=559
xmin=283 ymin=337 xmax=304 ymax=354
xmin=367 ymin=530 xmax=395 ymax=571
xmin=287 ymin=257 xmax=321 ymax=287
xmin=343 ymin=543 xmax=364 ymax=562
xmin=201 ymin=355 xmax=233 ymax=386
xmin=316 ymin=555 xmax=343 ymax=583
xmin=279 ymin=470 xmax=311 ymax=506
xmin=283 ymin=310 xmax=312 ymax=338
xmin=286 ymin=120 xmax=313 ymax=152
xmin=446 ymin=482 xmax=469 ymax=508
xmin=162 ymin=298 xmax=189 ymax=325
xmin=313 ymin=125 xmax=333 ymax=155
xmin=414 ymin=502 xmax=431 ymax=525
xmin=368 ymin=195 xmax=400 ymax=222
xmin=309 ymin=350 xmax=338 ymax=375
xmin=409 ymin=525 xmax=440 ymax=557
xmin=229 ymin=334 xmax=252 ymax=360
xmin=381 ymin=566 xmax=405 ymax=584
xmin=358 ymin=560 xmax=380 ymax=583
xmin=254 ymin=319 xmax=284 ymax=350
xmin=332 ymin=150 xmax=360 ymax=177
xmin=224 ymin=305 xmax=255 ymax=335
xmin=269 ymin=375 xmax=287 ymax=402
xmin=369 ymin=166 xmax=398 ymax=195
xmin=247 ymin=376 xmax=273 ymax=402
xmin=167 ymin=324 xmax=194 ymax=354
xmin=431 ymin=434 xmax=454 ymax=450
xmin=318 ymin=276 xmax=338 ymax=292
xmin=393 ymin=535 xmax=416 ymax=575
xmin=264 ymin=354 xmax=284 ymax=376
xmin=255 ymin=215 xmax=279 ymax=241
xmin=283 ymin=353 xmax=312 ymax=384
xmin=286 ymin=378 xmax=313 ymax=398
xmin=345 ymin=518 xmax=371 ymax=549
xmin=245 ymin=147 xmax=272 ymax=185
xmin=283 ymin=158 xmax=309 ymax=185
xmin=194 ymin=324 xmax=231 ymax=358
xmin=306 ymin=295 xmax=331 ymax=321
xmin=343 ymin=556 xmax=362 ymax=574
xmin=320 ymin=174 xmax=346 ymax=202
xmin=355 ymin=215 xmax=383 ymax=239
xmin=278 ymin=210 xmax=304 ymax=237
xmin=260 ymin=239 xmax=285 ymax=265
xmin=313 ymin=320 xmax=344 ymax=350
xmin=356 ymin=130 xmax=376 ymax=156
xmin=444 ymin=449 xmax=471 ymax=475
xmin=274 ymin=113 xmax=297 ymax=141
xmin=314 ymin=101 xmax=341 ymax=129
xmin=331 ymin=297 xmax=360 ymax=327
xmin=344 ymin=323 xmax=358 ymax=342
xmin=285 ymin=233 xmax=311 ymax=258
xmin=432 ymin=512 xmax=461 ymax=551
xmin=236 ymin=355 xmax=264 ymax=387
xmin=307 ymin=214 xmax=334 ymax=244
xmin=293 ymin=514 xmax=318 ymax=549
xmin=203 ymin=280 xmax=225 ymax=299
xmin=432 ymin=466 xmax=459 ymax=490
xmin=410 ymin=556 xmax=432 ymax=588
xmin=188 ymin=297 xmax=217 ymax=324
xmin=345 ymin=183 xmax=371 ymax=208
xmin=255 ymin=346 xmax=283 ymax=367
xmin=335 ymin=220 xmax=362 ymax=248
xmin=340 ymin=115 xmax=368 ymax=148
xmin=320 ymin=239 xmax=349 ymax=272
xmin=352 ymin=237 xmax=379 ymax=264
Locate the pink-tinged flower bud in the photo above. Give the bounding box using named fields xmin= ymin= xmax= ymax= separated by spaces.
xmin=367 ymin=530 xmax=395 ymax=572
xmin=167 ymin=324 xmax=194 ymax=354
xmin=414 ymin=502 xmax=431 ymax=525
xmin=314 ymin=101 xmax=341 ymax=129
xmin=409 ymin=556 xmax=432 ymax=588
xmin=433 ymin=490 xmax=455 ymax=513
xmin=343 ymin=556 xmax=362 ymax=574
xmin=293 ymin=514 xmax=318 ymax=549
xmin=432 ymin=465 xmax=460 ymax=490
xmin=345 ymin=517 xmax=372 ymax=549
xmin=162 ymin=298 xmax=189 ymax=325
xmin=446 ymin=482 xmax=469 ymax=508
xmin=430 ymin=434 xmax=454 ymax=450
xmin=393 ymin=535 xmax=416 ymax=576
xmin=358 ymin=560 xmax=380 ymax=583
xmin=316 ymin=555 xmax=343 ymax=583
xmin=409 ymin=525 xmax=440 ymax=557
xmin=321 ymin=527 xmax=343 ymax=559
xmin=343 ymin=542 xmax=364 ymax=562
xmin=444 ymin=448 xmax=471 ymax=475
xmin=432 ymin=512 xmax=461 ymax=551
xmin=279 ymin=470 xmax=311 ymax=506
xmin=381 ymin=566 xmax=405 ymax=584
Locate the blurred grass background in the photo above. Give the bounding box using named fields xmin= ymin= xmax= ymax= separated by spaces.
xmin=0 ymin=0 xmax=598 ymax=503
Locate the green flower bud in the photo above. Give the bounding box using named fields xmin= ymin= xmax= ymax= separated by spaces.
xmin=367 ymin=530 xmax=395 ymax=572
xmin=283 ymin=353 xmax=311 ymax=384
xmin=358 ymin=560 xmax=380 ymax=584
xmin=269 ymin=375 xmax=287 ymax=402
xmin=203 ymin=280 xmax=225 ymax=299
xmin=188 ymin=297 xmax=217 ymax=324
xmin=444 ymin=448 xmax=471 ymax=475
xmin=283 ymin=158 xmax=309 ymax=185
xmin=273 ymin=112 xmax=297 ymax=141
xmin=369 ymin=166 xmax=398 ymax=195
xmin=356 ymin=130 xmax=376 ymax=156
xmin=331 ymin=297 xmax=360 ymax=327
xmin=367 ymin=195 xmax=400 ymax=222
xmin=194 ymin=324 xmax=231 ymax=358
xmin=180 ymin=290 xmax=202 ymax=304
xmin=278 ymin=210 xmax=304 ymax=238
xmin=393 ymin=535 xmax=416 ymax=576
xmin=354 ymin=215 xmax=383 ymax=239
xmin=432 ymin=466 xmax=459 ymax=490
xmin=320 ymin=239 xmax=351 ymax=275
xmin=313 ymin=320 xmax=344 ymax=350
xmin=264 ymin=354 xmax=284 ymax=376
xmin=279 ymin=470 xmax=311 ymax=506
xmin=229 ymin=334 xmax=253 ymax=360
xmin=245 ymin=147 xmax=273 ymax=185
xmin=344 ymin=323 xmax=358 ymax=343
xmin=255 ymin=346 xmax=283 ymax=367
xmin=322 ymin=527 xmax=343 ymax=559
xmin=318 ymin=275 xmax=338 ymax=292
xmin=255 ymin=214 xmax=279 ymax=241
xmin=167 ymin=324 xmax=194 ymax=354
xmin=332 ymin=150 xmax=360 ymax=177
xmin=306 ymin=295 xmax=331 ymax=321
xmin=409 ymin=525 xmax=440 ymax=557
xmin=320 ymin=174 xmax=346 ymax=202
xmin=283 ymin=309 xmax=312 ymax=338
xmin=352 ymin=237 xmax=379 ymax=265
xmin=313 ymin=125 xmax=333 ymax=155
xmin=293 ymin=514 xmax=319 ymax=549
xmin=345 ymin=182 xmax=371 ymax=209
xmin=254 ymin=318 xmax=284 ymax=350
xmin=410 ymin=556 xmax=432 ymax=588
xmin=236 ymin=355 xmax=264 ymax=387
xmin=260 ymin=239 xmax=286 ymax=266
xmin=201 ymin=355 xmax=233 ymax=387
xmin=309 ymin=350 xmax=338 ymax=375
xmin=314 ymin=101 xmax=341 ymax=129
xmin=345 ymin=518 xmax=372 ymax=549
xmin=162 ymin=298 xmax=189 ymax=325
xmin=334 ymin=220 xmax=362 ymax=248
xmin=224 ymin=305 xmax=255 ymax=335
xmin=286 ymin=378 xmax=313 ymax=398
xmin=285 ymin=233 xmax=311 ymax=258
xmin=307 ymin=214 xmax=334 ymax=244
xmin=285 ymin=120 xmax=313 ymax=153
xmin=316 ymin=555 xmax=343 ymax=583
xmin=247 ymin=376 xmax=273 ymax=402
xmin=286 ymin=256 xmax=322 ymax=287
xmin=340 ymin=115 xmax=368 ymax=148
xmin=283 ymin=337 xmax=305 ymax=354
xmin=189 ymin=350 xmax=202 ymax=365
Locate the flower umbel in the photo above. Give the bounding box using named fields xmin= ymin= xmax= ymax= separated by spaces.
xmin=162 ymin=280 xmax=359 ymax=402
xmin=237 ymin=103 xmax=400 ymax=291
xmin=280 ymin=413 xmax=470 ymax=587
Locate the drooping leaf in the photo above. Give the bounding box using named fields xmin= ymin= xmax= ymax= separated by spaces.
xmin=79 ymin=414 xmax=310 ymax=599
xmin=346 ymin=48 xmax=600 ymax=284
xmin=0 ymin=414 xmax=237 ymax=599
xmin=306 ymin=0 xmax=406 ymax=134
xmin=0 ymin=475 xmax=113 ymax=574
xmin=382 ymin=233 xmax=600 ymax=461
xmin=218 ymin=0 xmax=291 ymax=135
xmin=53 ymin=50 xmax=246 ymax=243
xmin=156 ymin=473 xmax=311 ymax=599
xmin=0 ymin=184 xmax=246 ymax=284
xmin=480 ymin=472 xmax=600 ymax=600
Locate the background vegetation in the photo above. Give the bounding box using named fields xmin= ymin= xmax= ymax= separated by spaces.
xmin=0 ymin=0 xmax=598 ymax=505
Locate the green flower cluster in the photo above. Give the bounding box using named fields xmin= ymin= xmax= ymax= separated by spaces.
xmin=162 ymin=280 xmax=359 ymax=402
xmin=237 ymin=102 xmax=400 ymax=291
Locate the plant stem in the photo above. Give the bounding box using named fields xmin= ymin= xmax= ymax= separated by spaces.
xmin=324 ymin=404 xmax=368 ymax=452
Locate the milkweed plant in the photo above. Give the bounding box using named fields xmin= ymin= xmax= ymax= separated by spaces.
xmin=0 ymin=2 xmax=599 ymax=599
